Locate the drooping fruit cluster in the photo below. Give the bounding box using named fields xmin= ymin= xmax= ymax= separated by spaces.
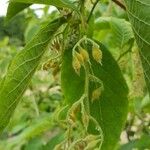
xmin=72 ymin=37 xmax=103 ymax=76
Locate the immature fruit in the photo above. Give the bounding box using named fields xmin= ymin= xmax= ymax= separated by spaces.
xmin=91 ymin=87 xmax=101 ymax=102
xmin=74 ymin=51 xmax=84 ymax=64
xmin=92 ymin=45 xmax=102 ymax=64
xmin=79 ymin=47 xmax=89 ymax=62
xmin=72 ymin=56 xmax=81 ymax=75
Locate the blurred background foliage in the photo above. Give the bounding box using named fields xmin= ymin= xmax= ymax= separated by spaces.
xmin=0 ymin=0 xmax=149 ymax=149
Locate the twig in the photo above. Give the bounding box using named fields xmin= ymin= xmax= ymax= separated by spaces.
xmin=112 ymin=0 xmax=126 ymax=10
xmin=87 ymin=0 xmax=99 ymax=23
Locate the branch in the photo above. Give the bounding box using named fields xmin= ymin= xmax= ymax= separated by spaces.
xmin=112 ymin=0 xmax=126 ymax=10
xmin=87 ymin=0 xmax=99 ymax=23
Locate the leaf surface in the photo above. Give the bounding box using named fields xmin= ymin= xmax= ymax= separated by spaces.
xmin=6 ymin=0 xmax=77 ymax=21
xmin=6 ymin=2 xmax=30 ymax=22
xmin=124 ymin=0 xmax=150 ymax=95
xmin=0 ymin=17 xmax=65 ymax=133
xmin=110 ymin=17 xmax=134 ymax=48
xmin=61 ymin=41 xmax=128 ymax=149
xmin=95 ymin=17 xmax=134 ymax=48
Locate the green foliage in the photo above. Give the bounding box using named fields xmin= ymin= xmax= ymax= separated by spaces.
xmin=110 ymin=17 xmax=134 ymax=48
xmin=6 ymin=0 xmax=77 ymax=21
xmin=0 ymin=17 xmax=65 ymax=133
xmin=43 ymin=132 xmax=64 ymax=150
xmin=0 ymin=0 xmax=149 ymax=149
xmin=6 ymin=3 xmax=30 ymax=23
xmin=0 ymin=15 xmax=26 ymax=43
xmin=61 ymin=41 xmax=128 ymax=150
xmin=119 ymin=134 xmax=150 ymax=150
xmin=124 ymin=0 xmax=150 ymax=95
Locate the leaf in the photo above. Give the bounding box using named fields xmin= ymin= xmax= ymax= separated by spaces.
xmin=0 ymin=114 xmax=54 ymax=149
xmin=119 ymin=134 xmax=150 ymax=150
xmin=95 ymin=17 xmax=111 ymax=30
xmin=95 ymin=17 xmax=134 ymax=48
xmin=141 ymin=94 xmax=150 ymax=112
xmin=110 ymin=17 xmax=134 ymax=48
xmin=6 ymin=0 xmax=77 ymax=21
xmin=6 ymin=2 xmax=30 ymax=22
xmin=124 ymin=0 xmax=150 ymax=95
xmin=24 ymin=137 xmax=43 ymax=150
xmin=43 ymin=132 xmax=64 ymax=150
xmin=17 ymin=114 xmax=54 ymax=140
xmin=61 ymin=41 xmax=128 ymax=149
xmin=0 ymin=17 xmax=66 ymax=134
xmin=24 ymin=19 xmax=40 ymax=43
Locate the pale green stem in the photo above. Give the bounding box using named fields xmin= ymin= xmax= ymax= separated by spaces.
xmin=83 ymin=62 xmax=90 ymax=115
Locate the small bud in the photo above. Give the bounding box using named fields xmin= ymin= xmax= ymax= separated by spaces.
xmin=92 ymin=45 xmax=102 ymax=64
xmin=91 ymin=87 xmax=101 ymax=102
xmin=72 ymin=56 xmax=81 ymax=75
xmin=79 ymin=47 xmax=89 ymax=62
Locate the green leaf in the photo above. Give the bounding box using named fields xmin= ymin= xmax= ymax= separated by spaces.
xmin=16 ymin=114 xmax=54 ymax=140
xmin=24 ymin=137 xmax=43 ymax=150
xmin=124 ymin=0 xmax=150 ymax=95
xmin=0 ymin=17 xmax=66 ymax=134
xmin=119 ymin=134 xmax=150 ymax=150
xmin=61 ymin=41 xmax=128 ymax=150
xmin=43 ymin=132 xmax=64 ymax=150
xmin=95 ymin=17 xmax=111 ymax=30
xmin=141 ymin=94 xmax=150 ymax=112
xmin=10 ymin=0 xmax=76 ymax=8
xmin=95 ymin=17 xmax=134 ymax=48
xmin=6 ymin=0 xmax=77 ymax=21
xmin=110 ymin=17 xmax=134 ymax=48
xmin=0 ymin=114 xmax=54 ymax=149
xmin=24 ymin=19 xmax=40 ymax=43
xmin=6 ymin=2 xmax=30 ymax=22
